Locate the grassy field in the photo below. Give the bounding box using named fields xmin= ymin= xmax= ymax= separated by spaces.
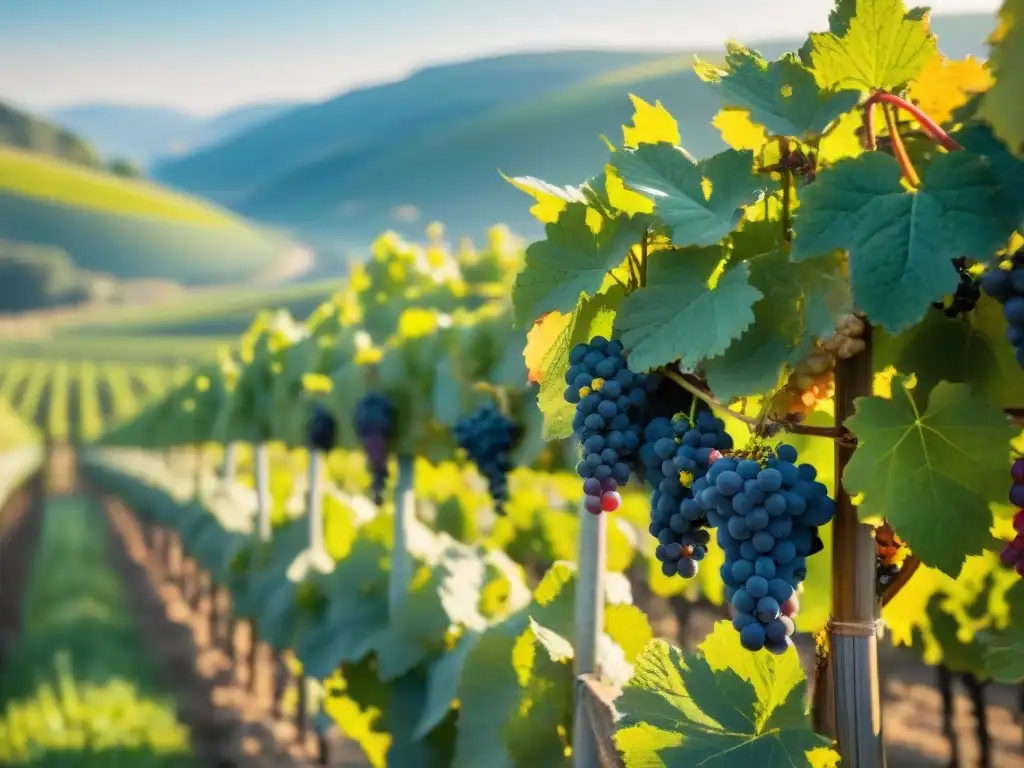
xmin=0 ymin=147 xmax=247 ymax=226
xmin=0 ymin=335 xmax=233 ymax=364
xmin=0 ymin=148 xmax=290 ymax=285
xmin=50 ymin=278 xmax=341 ymax=337
xmin=0 ymin=278 xmax=339 ymax=343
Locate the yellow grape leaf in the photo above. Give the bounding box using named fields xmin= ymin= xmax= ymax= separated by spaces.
xmin=909 ymin=55 xmax=993 ymax=125
xmin=501 ymin=173 xmax=586 ymax=224
xmin=980 ymin=0 xmax=1024 ymax=154
xmin=604 ymin=166 xmax=654 ymax=216
xmin=622 ymin=95 xmax=681 ymax=148
xmin=523 ymin=310 xmax=572 ymax=384
xmin=712 ymin=109 xmax=767 ymax=151
xmin=604 ymin=603 xmax=654 ymax=662
xmin=818 ymin=111 xmax=863 ymax=165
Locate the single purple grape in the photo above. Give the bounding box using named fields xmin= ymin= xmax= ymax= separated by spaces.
xmin=1011 ymin=482 xmax=1024 ymax=509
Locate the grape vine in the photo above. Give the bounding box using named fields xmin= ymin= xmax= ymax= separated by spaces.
xmin=453 ymin=403 xmax=520 ymax=514
xmin=354 ymin=392 xmax=397 ymax=505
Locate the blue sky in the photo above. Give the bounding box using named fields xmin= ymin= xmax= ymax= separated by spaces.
xmin=1 ymin=0 xmax=1000 ymax=115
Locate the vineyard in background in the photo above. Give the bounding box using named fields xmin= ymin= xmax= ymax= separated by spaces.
xmin=0 ymin=358 xmax=188 ymax=443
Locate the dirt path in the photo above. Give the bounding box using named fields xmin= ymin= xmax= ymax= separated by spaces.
xmin=102 ymin=495 xmax=370 ymax=767
xmin=0 ymin=474 xmax=40 ymax=674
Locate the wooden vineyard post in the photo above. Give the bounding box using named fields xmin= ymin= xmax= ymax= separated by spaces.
xmin=824 ymin=323 xmax=885 ymax=767
xmin=255 ymin=443 xmax=272 ymax=543
xmin=222 ymin=442 xmax=238 ymax=483
xmin=193 ymin=444 xmax=204 ymax=502
xmin=573 ymin=504 xmax=606 ymax=768
xmin=388 ymin=455 xmax=415 ymax=621
xmin=300 ymin=450 xmax=323 ymax=746
xmin=250 ymin=442 xmax=271 ymax=693
xmin=307 ymin=451 xmax=324 ymax=553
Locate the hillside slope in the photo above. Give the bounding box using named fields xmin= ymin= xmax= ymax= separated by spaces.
xmin=238 ymin=55 xmax=725 ymax=243
xmin=0 ymin=146 xmax=287 ymax=284
xmin=152 ymin=51 xmax=672 ymax=204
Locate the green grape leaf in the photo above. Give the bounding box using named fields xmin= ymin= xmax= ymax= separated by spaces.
xmin=696 ymin=45 xmax=860 ymax=139
xmin=452 ymin=626 xmax=521 ymax=768
xmin=611 ymin=145 xmax=766 ymax=248
xmin=614 ymin=246 xmax=761 ymax=372
xmin=503 ymin=619 xmax=575 ymax=768
xmin=705 ymin=228 xmax=850 ymax=400
xmin=843 ymin=375 xmax=1015 ymax=576
xmin=615 ymin=623 xmax=837 ymax=768
xmin=872 ymin=305 xmax=1003 ymax=407
xmin=978 ymin=0 xmax=1024 ymax=155
xmin=807 ymin=0 xmax=937 ymax=92
xmin=983 ymin=582 xmax=1024 ymax=683
xmin=954 ymin=123 xmax=1024 ymax=217
xmin=432 ymin=355 xmax=464 ymax=428
xmin=791 ymin=151 xmax=1019 ymax=333
xmin=394 ymin=545 xmax=488 ymax=644
xmin=383 ymin=671 xmax=455 ymax=768
xmin=533 ymin=286 xmax=624 ymax=441
xmin=511 ymin=203 xmax=645 ymax=327
xmin=414 ymin=631 xmax=483 ymax=739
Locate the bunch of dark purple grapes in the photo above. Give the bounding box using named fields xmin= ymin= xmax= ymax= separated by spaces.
xmin=638 ymin=410 xmax=732 ymax=580
xmin=999 ymin=458 xmax=1024 ymax=576
xmin=354 ymin=392 xmax=397 ymax=504
xmin=454 ymin=403 xmax=520 ymax=515
xmin=981 ymin=250 xmax=1024 ymax=368
xmin=563 ymin=336 xmax=658 ymax=515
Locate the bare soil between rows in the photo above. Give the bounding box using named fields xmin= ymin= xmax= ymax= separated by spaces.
xmin=101 ymin=493 xmax=370 ymax=767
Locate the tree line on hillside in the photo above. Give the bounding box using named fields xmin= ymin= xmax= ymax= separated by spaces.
xmin=0 ymin=101 xmax=141 ymax=177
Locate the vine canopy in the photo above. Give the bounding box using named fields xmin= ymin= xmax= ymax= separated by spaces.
xmin=509 ymin=0 xmax=1024 ymax=582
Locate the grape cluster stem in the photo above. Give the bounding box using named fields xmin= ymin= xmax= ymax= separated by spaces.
xmin=660 ymin=368 xmax=854 ymax=443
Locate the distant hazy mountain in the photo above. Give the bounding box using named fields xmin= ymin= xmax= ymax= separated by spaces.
xmin=152 ymin=12 xmax=996 ymax=255
xmin=49 ymin=101 xmax=305 ymax=166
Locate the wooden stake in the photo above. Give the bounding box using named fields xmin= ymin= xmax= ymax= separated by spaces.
xmin=308 ymin=451 xmax=324 ymax=553
xmin=389 ymin=455 xmax=414 ymax=622
xmin=826 ymin=322 xmax=885 ymax=767
xmin=573 ymin=506 xmax=606 ymax=768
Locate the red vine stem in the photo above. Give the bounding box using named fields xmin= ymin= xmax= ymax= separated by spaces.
xmin=882 ymin=102 xmax=921 ymax=187
xmin=863 ymin=91 xmax=963 ymax=152
xmin=862 ymin=102 xmax=878 ymax=151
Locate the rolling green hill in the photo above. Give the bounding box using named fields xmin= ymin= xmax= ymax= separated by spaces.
xmin=155 ymin=13 xmax=994 ymax=254
xmin=0 ymin=145 xmax=289 ymax=284
xmin=153 ymin=50 xmax=673 ymax=204
xmin=236 ymin=55 xmax=725 ymax=243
